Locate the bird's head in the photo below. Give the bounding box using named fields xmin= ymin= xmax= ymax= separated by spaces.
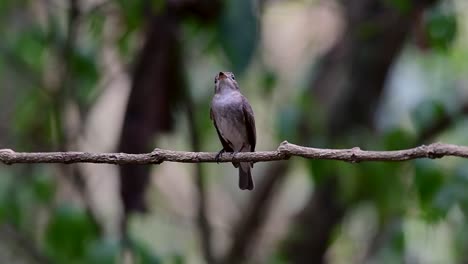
xmin=214 ymin=71 xmax=239 ymax=93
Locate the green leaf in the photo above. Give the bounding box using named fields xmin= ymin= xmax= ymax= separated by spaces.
xmin=150 ymin=0 xmax=165 ymax=13
xmin=88 ymin=13 xmax=106 ymax=40
xmin=45 ymin=205 xmax=99 ymax=262
xmin=429 ymin=165 xmax=468 ymax=220
xmin=276 ymin=106 xmax=300 ymax=141
xmin=84 ymin=239 xmax=120 ymax=264
xmin=0 ymin=170 xmax=14 ymax=223
xmin=13 ymin=89 xmax=57 ymax=149
xmin=12 ymin=29 xmax=47 ymax=71
xmin=358 ymin=162 xmax=406 ymax=216
xmin=424 ymin=9 xmax=457 ymax=51
xmin=32 ymin=172 xmax=56 ymax=203
xmin=389 ymin=221 xmax=405 ymax=253
xmin=129 ymin=238 xmax=162 ymax=264
xmin=306 ymin=160 xmax=337 ymax=184
xmin=386 ymin=0 xmax=412 ymax=14
xmin=383 ymin=128 xmax=416 ymax=150
xmin=118 ymin=29 xmax=136 ymax=59
xmin=357 ymin=22 xmax=381 ymax=40
xmin=5 ymin=180 xmax=37 ymax=229
xmin=70 ymin=49 xmax=99 ymax=107
xmin=0 ymin=0 xmax=16 ymax=16
xmin=117 ymin=0 xmax=145 ymax=30
xmin=169 ymin=254 xmax=185 ymax=264
xmin=261 ymin=70 xmax=277 ymax=95
xmin=449 ymin=166 xmax=468 ymax=214
xmin=411 ymin=100 xmax=446 ymax=134
xmin=218 ymin=0 xmax=259 ymax=75
xmin=413 ymin=160 xmax=444 ymax=208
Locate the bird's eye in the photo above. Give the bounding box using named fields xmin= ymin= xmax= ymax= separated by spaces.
xmin=231 ymin=74 xmax=235 ymax=80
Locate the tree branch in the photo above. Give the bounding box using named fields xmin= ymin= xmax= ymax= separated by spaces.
xmin=1 ymin=142 xmax=468 ymax=165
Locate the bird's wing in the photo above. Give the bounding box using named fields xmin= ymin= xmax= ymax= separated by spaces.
xmin=210 ymin=107 xmax=233 ymax=151
xmin=242 ymin=96 xmax=256 ymax=152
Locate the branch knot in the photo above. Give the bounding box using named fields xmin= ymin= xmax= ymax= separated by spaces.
xmin=0 ymin=149 xmax=15 ymax=165
xmin=350 ymin=147 xmax=362 ymax=163
xmin=277 ymin=141 xmax=292 ymax=159
xmin=426 ymin=143 xmax=444 ymax=159
xmin=150 ymin=148 xmax=164 ymax=164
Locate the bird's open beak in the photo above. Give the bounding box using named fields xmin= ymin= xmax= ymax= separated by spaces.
xmin=218 ymin=72 xmax=227 ymax=80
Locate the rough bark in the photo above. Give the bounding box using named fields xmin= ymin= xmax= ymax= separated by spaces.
xmin=1 ymin=142 xmax=467 ymax=164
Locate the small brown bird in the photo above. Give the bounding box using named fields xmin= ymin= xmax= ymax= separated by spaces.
xmin=210 ymin=72 xmax=256 ymax=190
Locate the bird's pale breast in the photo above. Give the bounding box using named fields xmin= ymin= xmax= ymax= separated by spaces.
xmin=212 ymin=92 xmax=249 ymax=151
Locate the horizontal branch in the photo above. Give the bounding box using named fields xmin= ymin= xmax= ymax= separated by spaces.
xmin=1 ymin=141 xmax=468 ymax=165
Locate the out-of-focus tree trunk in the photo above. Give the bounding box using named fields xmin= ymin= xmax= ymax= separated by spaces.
xmin=117 ymin=4 xmax=221 ymax=264
xmin=282 ymin=0 xmax=439 ymax=263
xmin=118 ymin=0 xmax=222 ymax=220
xmin=118 ymin=12 xmax=184 ymax=217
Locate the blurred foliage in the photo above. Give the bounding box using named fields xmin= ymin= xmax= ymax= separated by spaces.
xmin=387 ymin=0 xmax=413 ymax=14
xmin=411 ymin=99 xmax=446 ymax=134
xmin=84 ymin=239 xmax=121 ymax=264
xmin=424 ymin=6 xmax=457 ymax=52
xmin=430 ymin=164 xmax=468 ymax=218
xmin=0 ymin=0 xmax=468 ymax=263
xmin=383 ymin=129 xmax=416 ymax=150
xmin=45 ymin=206 xmax=100 ymax=262
xmin=0 ymin=0 xmax=170 ymax=262
xmin=128 ymin=238 xmax=163 ymax=264
xmin=13 ymin=89 xmax=57 ymax=149
xmin=69 ymin=49 xmax=99 ymax=107
xmin=218 ymin=0 xmax=258 ymax=75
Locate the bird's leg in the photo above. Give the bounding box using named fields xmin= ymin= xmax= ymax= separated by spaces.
xmin=215 ymin=149 xmax=226 ymax=164
xmin=232 ymin=144 xmax=246 ymax=161
xmin=232 ymin=151 xmax=243 ymax=164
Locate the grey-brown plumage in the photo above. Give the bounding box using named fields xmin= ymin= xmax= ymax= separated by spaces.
xmin=210 ymin=72 xmax=256 ymax=190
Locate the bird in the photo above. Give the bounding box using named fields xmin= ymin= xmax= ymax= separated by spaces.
xmin=210 ymin=71 xmax=256 ymax=190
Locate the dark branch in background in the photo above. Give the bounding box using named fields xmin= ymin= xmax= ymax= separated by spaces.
xmin=418 ymin=102 xmax=468 ymax=144
xmin=285 ymin=175 xmax=347 ymax=263
xmin=117 ymin=0 xmax=222 ymax=219
xmin=57 ymin=0 xmax=79 ymax=134
xmin=186 ymin=92 xmax=215 ymax=263
xmin=116 ymin=0 xmax=221 ymax=257
xmin=60 ymin=0 xmax=101 ymax=233
xmin=63 ymin=0 xmax=104 ymax=237
xmin=282 ymin=1 xmax=442 ymax=263
xmin=0 ymin=224 xmax=53 ymax=264
xmin=221 ymin=161 xmax=289 ymax=264
xmin=2 ymin=142 xmax=468 ymax=165
xmin=117 ymin=12 xmax=184 ymax=223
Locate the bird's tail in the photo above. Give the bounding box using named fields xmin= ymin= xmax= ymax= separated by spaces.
xmin=239 ymin=162 xmax=254 ymax=190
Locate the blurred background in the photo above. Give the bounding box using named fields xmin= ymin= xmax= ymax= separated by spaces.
xmin=1 ymin=0 xmax=468 ymax=263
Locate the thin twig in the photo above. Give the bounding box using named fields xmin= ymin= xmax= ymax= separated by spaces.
xmin=0 ymin=141 xmax=468 ymax=165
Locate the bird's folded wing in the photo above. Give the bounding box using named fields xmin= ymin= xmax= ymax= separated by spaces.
xmin=210 ymin=107 xmax=233 ymax=151
xmin=242 ymin=97 xmax=256 ymax=152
